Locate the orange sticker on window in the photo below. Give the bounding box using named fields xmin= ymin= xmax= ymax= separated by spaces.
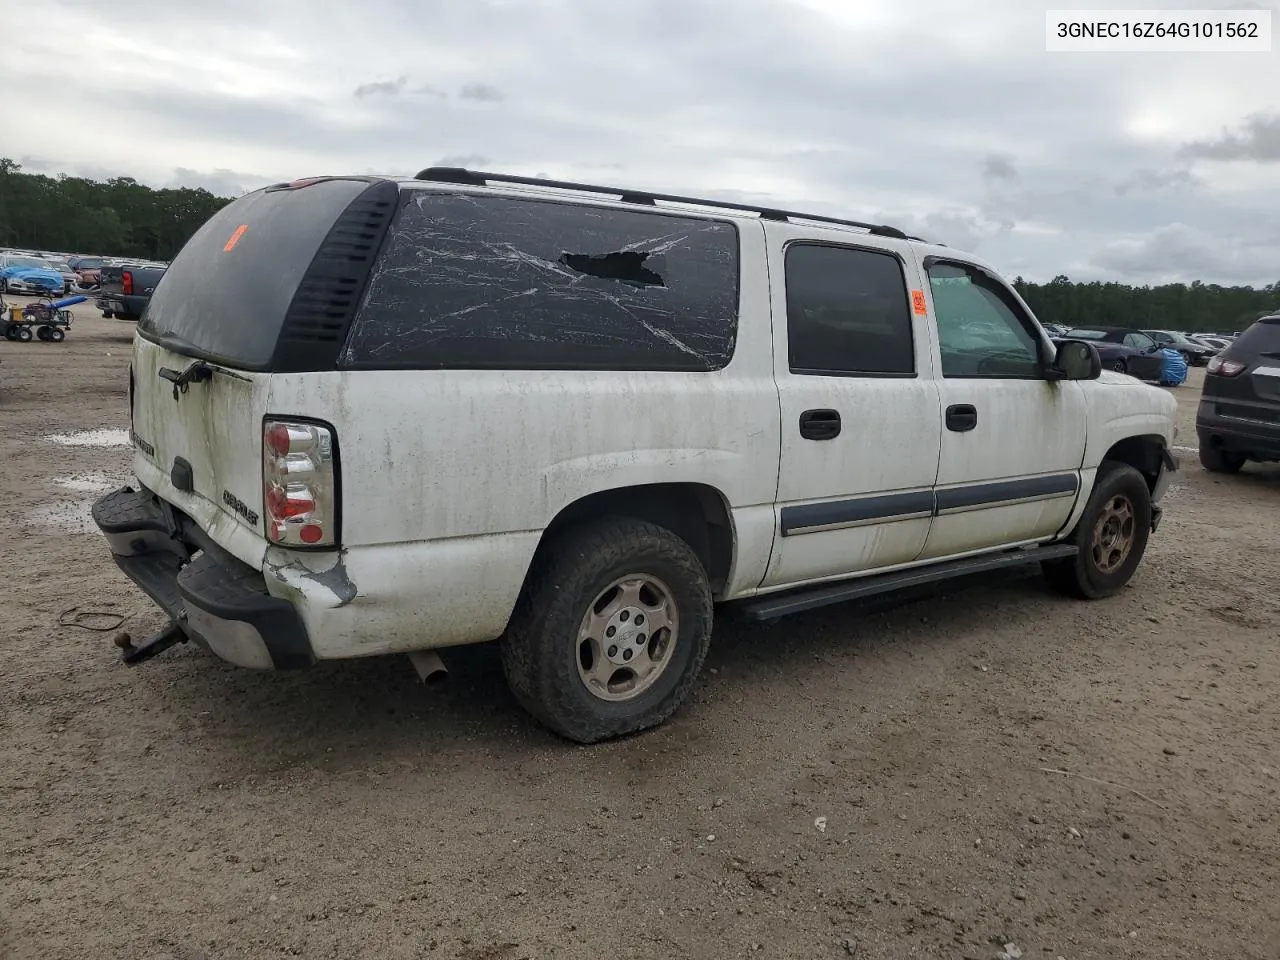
xmin=911 ymin=289 xmax=927 ymax=315
xmin=223 ymin=224 xmax=248 ymax=252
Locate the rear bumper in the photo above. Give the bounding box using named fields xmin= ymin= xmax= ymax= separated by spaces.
xmin=1196 ymin=404 xmax=1280 ymax=460
xmin=92 ymin=487 xmax=315 ymax=669
xmin=96 ymin=294 xmax=146 ymax=315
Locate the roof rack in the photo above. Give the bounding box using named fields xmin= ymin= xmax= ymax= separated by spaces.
xmin=413 ymin=167 xmax=923 ymax=241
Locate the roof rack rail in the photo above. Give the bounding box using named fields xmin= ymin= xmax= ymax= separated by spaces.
xmin=413 ymin=167 xmax=919 ymax=241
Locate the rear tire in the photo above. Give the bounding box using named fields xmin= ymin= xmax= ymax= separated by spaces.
xmin=1199 ymin=443 xmax=1245 ymax=474
xmin=1044 ymin=463 xmax=1152 ymax=600
xmin=36 ymin=325 xmax=51 ymax=341
xmin=101 ymin=311 xmax=114 ymax=319
xmin=500 ymin=517 xmax=713 ymax=743
xmin=15 ymin=326 xmax=32 ymax=342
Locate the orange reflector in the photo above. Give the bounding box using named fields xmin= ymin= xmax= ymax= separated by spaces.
xmin=223 ymin=224 xmax=248 ymax=252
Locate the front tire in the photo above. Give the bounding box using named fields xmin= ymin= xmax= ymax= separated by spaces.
xmin=501 ymin=517 xmax=713 ymax=743
xmin=15 ymin=326 xmax=32 ymax=342
xmin=1199 ymin=443 xmax=1245 ymax=474
xmin=1110 ymin=359 xmax=1127 ymax=374
xmin=1044 ymin=463 xmax=1152 ymax=600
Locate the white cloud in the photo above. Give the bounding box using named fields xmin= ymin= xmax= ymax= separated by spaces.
xmin=1 ymin=0 xmax=1279 ymax=283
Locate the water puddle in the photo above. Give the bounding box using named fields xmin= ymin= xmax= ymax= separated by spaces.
xmin=53 ymin=473 xmax=121 ymax=493
xmin=43 ymin=428 xmax=130 ymax=448
xmin=31 ymin=473 xmax=127 ymax=534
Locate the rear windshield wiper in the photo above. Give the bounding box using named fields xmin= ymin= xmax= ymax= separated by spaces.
xmin=158 ymin=359 xmax=250 ymax=400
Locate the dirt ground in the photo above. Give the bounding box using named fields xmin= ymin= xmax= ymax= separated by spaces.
xmin=1 ymin=300 xmax=1277 ymax=960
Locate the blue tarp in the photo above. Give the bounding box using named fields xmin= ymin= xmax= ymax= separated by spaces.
xmin=1158 ymin=347 xmax=1188 ymax=386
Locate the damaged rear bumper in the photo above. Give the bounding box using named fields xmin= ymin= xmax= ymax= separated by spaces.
xmin=91 ymin=487 xmax=316 ymax=669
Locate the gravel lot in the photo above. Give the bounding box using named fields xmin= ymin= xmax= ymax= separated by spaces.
xmin=2 ymin=301 xmax=1277 ymax=960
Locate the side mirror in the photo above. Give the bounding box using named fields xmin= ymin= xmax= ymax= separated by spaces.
xmin=1050 ymin=339 xmax=1101 ymax=380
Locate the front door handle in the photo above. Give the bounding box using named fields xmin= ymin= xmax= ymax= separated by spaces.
xmin=945 ymin=403 xmax=978 ymax=432
xmin=799 ymin=408 xmax=841 ymax=441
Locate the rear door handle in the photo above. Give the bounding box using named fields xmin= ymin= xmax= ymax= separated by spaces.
xmin=799 ymin=408 xmax=841 ymax=440
xmin=945 ymin=403 xmax=978 ymax=432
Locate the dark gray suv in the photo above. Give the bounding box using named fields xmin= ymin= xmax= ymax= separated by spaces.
xmin=1196 ymin=316 xmax=1280 ymax=472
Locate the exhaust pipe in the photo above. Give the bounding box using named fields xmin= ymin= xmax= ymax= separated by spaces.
xmin=408 ymin=649 xmax=449 ymax=684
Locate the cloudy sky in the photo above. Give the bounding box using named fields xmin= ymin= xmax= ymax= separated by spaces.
xmin=3 ymin=0 xmax=1279 ymax=285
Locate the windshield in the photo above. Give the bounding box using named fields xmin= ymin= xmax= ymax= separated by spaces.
xmin=4 ymin=257 xmax=51 ymax=269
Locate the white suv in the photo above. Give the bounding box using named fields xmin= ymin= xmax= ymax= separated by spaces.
xmin=92 ymin=168 xmax=1179 ymax=742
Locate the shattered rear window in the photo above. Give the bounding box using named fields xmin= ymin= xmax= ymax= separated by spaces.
xmin=340 ymin=191 xmax=740 ymax=371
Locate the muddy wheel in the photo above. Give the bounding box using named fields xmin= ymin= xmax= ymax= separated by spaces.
xmin=15 ymin=326 xmax=32 ymax=342
xmin=36 ymin=325 xmax=51 ymax=341
xmin=501 ymin=517 xmax=713 ymax=743
xmin=1199 ymin=443 xmax=1245 ymax=474
xmin=3 ymin=323 xmax=17 ymax=341
xmin=48 ymin=327 xmax=65 ymax=342
xmin=1044 ymin=463 xmax=1152 ymax=600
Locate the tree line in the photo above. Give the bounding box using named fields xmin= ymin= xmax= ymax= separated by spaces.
xmin=1 ymin=157 xmax=1276 ymax=331
xmin=0 ymin=158 xmax=232 ymax=262
xmin=1012 ymin=275 xmax=1278 ymax=334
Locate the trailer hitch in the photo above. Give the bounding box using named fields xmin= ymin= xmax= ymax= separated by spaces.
xmin=115 ymin=620 xmax=189 ymax=666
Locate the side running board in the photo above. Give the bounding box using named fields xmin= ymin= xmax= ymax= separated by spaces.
xmin=733 ymin=543 xmax=1078 ymax=621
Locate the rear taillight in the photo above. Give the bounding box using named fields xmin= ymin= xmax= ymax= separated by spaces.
xmin=263 ymin=419 xmax=339 ymax=548
xmin=1206 ymin=356 xmax=1246 ymax=377
xmin=121 ymin=270 xmax=134 ymax=295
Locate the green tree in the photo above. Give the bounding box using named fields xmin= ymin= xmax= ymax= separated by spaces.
xmin=0 ymin=159 xmax=234 ymax=260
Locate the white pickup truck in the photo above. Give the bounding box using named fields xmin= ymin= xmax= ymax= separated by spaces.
xmin=92 ymin=169 xmax=1179 ymax=742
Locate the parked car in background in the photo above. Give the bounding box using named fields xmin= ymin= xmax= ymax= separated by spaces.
xmin=1141 ymin=329 xmax=1215 ymax=366
xmin=0 ymin=254 xmax=65 ymax=296
xmin=96 ymin=263 xmax=166 ymax=321
xmin=1060 ymin=327 xmax=1167 ymax=380
xmin=45 ymin=258 xmax=83 ymax=294
xmin=1196 ymin=315 xmax=1280 ymax=473
xmin=1190 ymin=334 xmax=1232 ymax=352
xmin=68 ymin=256 xmax=105 ymax=288
xmin=1042 ymin=323 xmax=1068 ymax=337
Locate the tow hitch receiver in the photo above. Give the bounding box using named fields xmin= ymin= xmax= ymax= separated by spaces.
xmin=115 ymin=620 xmax=189 ymax=666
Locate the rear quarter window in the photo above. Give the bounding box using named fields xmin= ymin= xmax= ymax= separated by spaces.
xmin=1229 ymin=318 xmax=1280 ymax=357
xmin=341 ymin=192 xmax=740 ymax=371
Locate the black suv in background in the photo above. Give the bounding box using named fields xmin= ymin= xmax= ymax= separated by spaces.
xmin=1141 ymin=329 xmax=1216 ymax=366
xmin=1196 ymin=315 xmax=1280 ymax=472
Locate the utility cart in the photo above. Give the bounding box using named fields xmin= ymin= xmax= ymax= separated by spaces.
xmin=2 ymin=294 xmax=85 ymax=343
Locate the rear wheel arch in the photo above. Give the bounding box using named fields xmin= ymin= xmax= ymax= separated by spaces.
xmin=532 ymin=482 xmax=736 ymax=596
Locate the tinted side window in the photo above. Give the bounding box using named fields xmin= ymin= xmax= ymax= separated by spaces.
xmin=1124 ymin=332 xmax=1155 ymax=350
xmin=341 ymin=193 xmax=739 ymax=371
xmin=784 ymin=244 xmax=915 ymax=376
xmin=927 ymin=261 xmax=1041 ymax=378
